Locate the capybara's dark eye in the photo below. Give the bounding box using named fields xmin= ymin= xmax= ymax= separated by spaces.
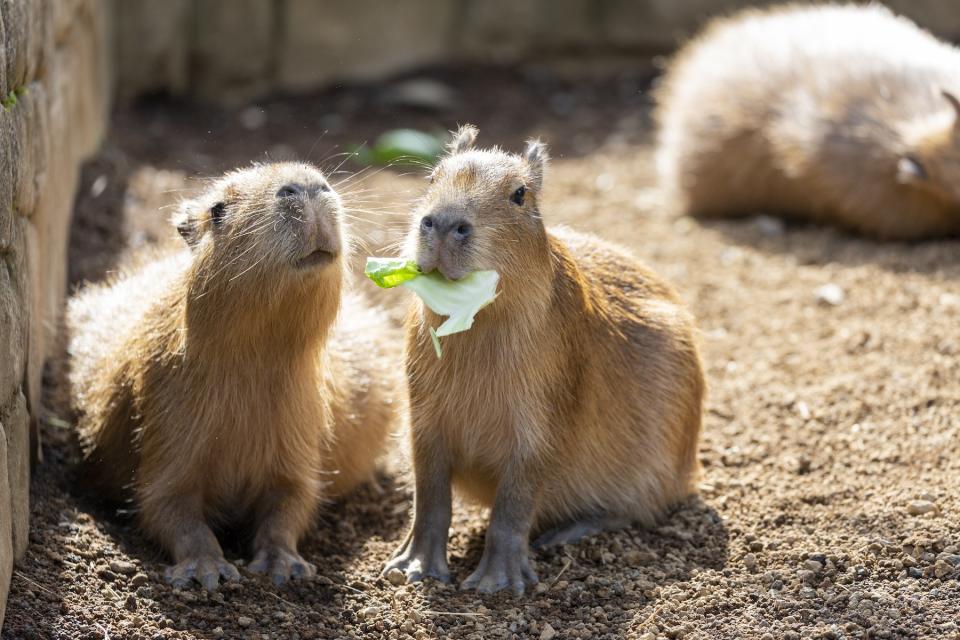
xmin=210 ymin=202 xmax=226 ymax=226
xmin=510 ymin=186 xmax=526 ymax=206
xmin=421 ymin=216 xmax=434 ymax=231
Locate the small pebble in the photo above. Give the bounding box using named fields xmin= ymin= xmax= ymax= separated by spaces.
xmin=385 ymin=568 xmax=406 ymax=586
xmin=815 ymin=283 xmax=845 ymax=306
xmin=109 ymin=560 xmax=137 ymax=576
xmin=935 ymin=559 xmax=957 ymax=579
xmin=237 ymin=616 xmax=254 ymax=628
xmin=624 ymin=550 xmax=653 ymax=567
xmin=939 ymin=293 xmax=960 ymax=307
xmin=359 ymin=606 xmax=381 ymax=621
xmin=907 ymin=500 xmax=938 ymax=516
xmin=804 ymin=560 xmax=823 ymax=573
xmin=743 ymin=553 xmax=758 ymax=573
xmin=96 ymin=568 xmax=118 ymax=582
xmin=540 ymin=623 xmax=557 ymax=640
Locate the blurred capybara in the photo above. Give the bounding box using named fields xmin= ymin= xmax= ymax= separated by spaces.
xmin=656 ymin=4 xmax=960 ymax=240
xmin=68 ymin=163 xmax=400 ymax=589
xmin=383 ymin=126 xmax=704 ymax=594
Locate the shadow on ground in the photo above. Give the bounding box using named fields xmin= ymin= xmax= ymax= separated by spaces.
xmin=406 ymin=499 xmax=729 ymax=639
xmin=699 ymin=214 xmax=960 ymax=277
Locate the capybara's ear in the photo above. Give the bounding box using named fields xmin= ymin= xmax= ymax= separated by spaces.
xmin=447 ymin=124 xmax=478 ymax=155
xmin=524 ymin=139 xmax=549 ymax=190
xmin=941 ymin=89 xmax=960 ymax=126
xmin=172 ymin=203 xmax=201 ymax=248
xmin=897 ymin=154 xmax=928 ymax=185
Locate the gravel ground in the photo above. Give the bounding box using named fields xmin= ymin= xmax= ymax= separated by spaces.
xmin=3 ymin=66 xmax=959 ymax=639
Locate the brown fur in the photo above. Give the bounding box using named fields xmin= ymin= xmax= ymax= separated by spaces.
xmin=385 ymin=127 xmax=704 ymax=594
xmin=655 ymin=3 xmax=960 ymax=240
xmin=68 ymin=162 xmax=400 ymax=588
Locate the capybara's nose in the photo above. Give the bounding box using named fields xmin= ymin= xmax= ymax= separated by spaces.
xmin=422 ymin=213 xmax=472 ymax=243
xmin=276 ymin=183 xmax=306 ymax=199
xmin=447 ymin=220 xmax=472 ymax=242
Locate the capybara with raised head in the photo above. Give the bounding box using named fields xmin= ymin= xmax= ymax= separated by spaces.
xmin=68 ymin=162 xmax=400 ymax=589
xmin=656 ymin=4 xmax=960 ymax=239
xmin=383 ymin=126 xmax=704 ymax=594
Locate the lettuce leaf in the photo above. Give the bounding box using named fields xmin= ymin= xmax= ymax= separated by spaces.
xmin=364 ymin=257 xmax=422 ymax=288
xmin=402 ymin=270 xmax=500 ymax=337
xmin=364 ymin=257 xmax=500 ymax=358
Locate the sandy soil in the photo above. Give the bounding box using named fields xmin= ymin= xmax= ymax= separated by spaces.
xmin=3 ymin=66 xmax=959 ymax=640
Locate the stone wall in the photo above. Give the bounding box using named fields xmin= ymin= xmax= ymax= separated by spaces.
xmin=113 ymin=0 xmax=960 ymax=104
xmin=0 ymin=0 xmax=111 ymax=626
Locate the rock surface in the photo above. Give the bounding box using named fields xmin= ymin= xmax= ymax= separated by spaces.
xmin=0 ymin=0 xmax=109 ymax=626
xmin=110 ymin=0 xmax=960 ymax=104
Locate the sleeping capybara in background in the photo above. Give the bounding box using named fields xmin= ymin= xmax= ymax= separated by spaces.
xmin=656 ymin=4 xmax=960 ymax=240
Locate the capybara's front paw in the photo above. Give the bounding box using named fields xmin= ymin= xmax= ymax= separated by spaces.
xmin=383 ymin=542 xmax=452 ymax=585
xmin=248 ymin=546 xmax=316 ymax=585
xmin=461 ymin=544 xmax=538 ymax=596
xmin=164 ymin=555 xmax=240 ymax=590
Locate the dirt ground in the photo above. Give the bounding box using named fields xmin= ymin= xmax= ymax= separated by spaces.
xmin=3 ymin=65 xmax=960 ymax=640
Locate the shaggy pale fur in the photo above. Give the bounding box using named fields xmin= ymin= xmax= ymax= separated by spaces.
xmin=656 ymin=4 xmax=960 ymax=239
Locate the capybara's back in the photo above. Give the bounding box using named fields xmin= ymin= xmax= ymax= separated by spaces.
xmin=656 ymin=4 xmax=960 ymax=239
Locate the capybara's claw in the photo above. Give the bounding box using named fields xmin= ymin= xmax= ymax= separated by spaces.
xmin=461 ymin=547 xmax=538 ymax=596
xmin=383 ymin=547 xmax=452 ymax=585
xmin=248 ymin=546 xmax=316 ymax=585
xmin=164 ymin=555 xmax=239 ymax=591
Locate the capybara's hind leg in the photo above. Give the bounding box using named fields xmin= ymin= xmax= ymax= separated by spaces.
xmin=532 ymin=515 xmax=631 ymax=549
xmin=248 ymin=486 xmax=317 ymax=585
